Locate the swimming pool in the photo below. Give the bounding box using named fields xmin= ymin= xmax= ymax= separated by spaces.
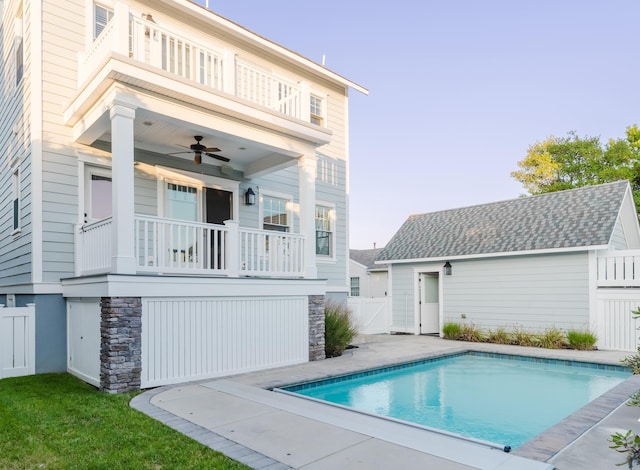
xmin=282 ymin=352 xmax=630 ymax=449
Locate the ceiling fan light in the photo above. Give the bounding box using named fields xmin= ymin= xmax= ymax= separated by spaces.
xmin=194 ymin=151 xmax=202 ymax=165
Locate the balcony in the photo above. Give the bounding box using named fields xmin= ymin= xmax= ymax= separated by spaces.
xmin=75 ymin=215 xmax=305 ymax=278
xmin=79 ymin=5 xmax=309 ymax=123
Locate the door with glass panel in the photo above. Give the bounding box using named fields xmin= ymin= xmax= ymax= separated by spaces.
xmin=204 ymin=188 xmax=232 ymax=269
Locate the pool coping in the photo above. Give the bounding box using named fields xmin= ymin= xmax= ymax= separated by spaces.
xmin=131 ymin=336 xmax=638 ymax=468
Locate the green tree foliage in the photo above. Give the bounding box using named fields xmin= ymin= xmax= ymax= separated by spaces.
xmin=512 ymin=125 xmax=640 ymax=207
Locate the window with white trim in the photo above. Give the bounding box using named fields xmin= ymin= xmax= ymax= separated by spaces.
xmin=15 ymin=4 xmax=23 ymax=85
xmin=94 ymin=3 xmax=113 ymax=39
xmin=12 ymin=167 xmax=20 ymax=232
xmin=310 ymin=94 xmax=324 ymax=126
xmin=315 ymin=205 xmax=333 ymax=256
xmin=350 ymin=277 xmax=360 ymax=297
xmin=84 ymin=167 xmax=112 ymax=222
xmin=263 ymin=195 xmax=290 ymax=232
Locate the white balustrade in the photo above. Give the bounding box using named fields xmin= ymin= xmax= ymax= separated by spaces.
xmin=597 ymin=250 xmax=640 ymax=287
xmin=75 ymin=215 xmax=305 ymax=278
xmin=78 ymin=8 xmax=305 ymax=120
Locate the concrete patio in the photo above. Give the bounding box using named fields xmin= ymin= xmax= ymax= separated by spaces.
xmin=131 ymin=335 xmax=640 ymax=469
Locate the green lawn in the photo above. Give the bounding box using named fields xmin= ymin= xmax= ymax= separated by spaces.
xmin=0 ymin=373 xmax=250 ymax=469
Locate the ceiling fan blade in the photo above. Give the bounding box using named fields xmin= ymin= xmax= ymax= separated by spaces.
xmin=167 ymin=151 xmax=192 ymax=156
xmin=207 ymin=152 xmax=230 ymax=163
xmin=203 ymin=147 xmax=221 ymax=153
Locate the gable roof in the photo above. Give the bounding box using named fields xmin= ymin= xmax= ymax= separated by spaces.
xmin=377 ymin=181 xmax=631 ymax=263
xmin=350 ymin=248 xmax=387 ymax=271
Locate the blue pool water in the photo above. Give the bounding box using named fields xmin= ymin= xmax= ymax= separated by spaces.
xmin=284 ymin=352 xmax=630 ymax=448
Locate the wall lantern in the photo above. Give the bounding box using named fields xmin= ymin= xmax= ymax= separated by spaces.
xmin=245 ymin=187 xmax=256 ymax=205
xmin=443 ymin=261 xmax=452 ymax=276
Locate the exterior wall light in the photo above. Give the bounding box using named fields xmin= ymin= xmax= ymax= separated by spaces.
xmin=245 ymin=187 xmax=256 ymax=205
xmin=443 ymin=261 xmax=452 ymax=276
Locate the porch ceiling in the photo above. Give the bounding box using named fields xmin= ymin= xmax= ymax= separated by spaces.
xmin=64 ymin=56 xmax=328 ymax=178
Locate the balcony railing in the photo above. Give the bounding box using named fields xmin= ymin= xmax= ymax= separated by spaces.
xmin=75 ymin=215 xmax=305 ymax=278
xmin=78 ymin=5 xmax=307 ymax=121
xmin=597 ymin=250 xmax=640 ymax=287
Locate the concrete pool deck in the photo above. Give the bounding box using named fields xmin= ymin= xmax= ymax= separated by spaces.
xmin=131 ymin=335 xmax=640 ymax=469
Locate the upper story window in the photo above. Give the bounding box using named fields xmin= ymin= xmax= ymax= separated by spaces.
xmin=15 ymin=5 xmax=23 ymax=85
xmin=310 ymin=94 xmax=324 ymax=126
xmin=94 ymin=3 xmax=113 ymax=39
xmin=263 ymin=195 xmax=290 ymax=232
xmin=12 ymin=167 xmax=20 ymax=233
xmin=315 ymin=205 xmax=333 ymax=256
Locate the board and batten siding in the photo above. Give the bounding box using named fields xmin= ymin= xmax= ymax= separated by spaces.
xmin=142 ymin=296 xmax=309 ymax=387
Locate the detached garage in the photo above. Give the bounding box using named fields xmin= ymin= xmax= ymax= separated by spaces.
xmin=377 ymin=181 xmax=640 ymax=346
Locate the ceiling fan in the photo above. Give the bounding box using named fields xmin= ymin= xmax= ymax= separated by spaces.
xmin=170 ymin=136 xmax=230 ymax=165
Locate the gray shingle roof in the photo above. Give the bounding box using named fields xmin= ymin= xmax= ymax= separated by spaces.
xmin=377 ymin=181 xmax=630 ymax=262
xmin=350 ymin=248 xmax=386 ymax=270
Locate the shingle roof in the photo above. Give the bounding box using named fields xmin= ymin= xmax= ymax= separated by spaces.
xmin=350 ymin=248 xmax=386 ymax=270
xmin=377 ymin=181 xmax=630 ymax=262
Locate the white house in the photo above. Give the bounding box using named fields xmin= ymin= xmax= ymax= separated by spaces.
xmin=349 ymin=248 xmax=388 ymax=298
xmin=0 ymin=0 xmax=366 ymax=390
xmin=377 ymin=181 xmax=640 ymax=350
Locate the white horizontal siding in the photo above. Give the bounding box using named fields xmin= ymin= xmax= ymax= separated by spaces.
xmin=443 ymin=253 xmax=590 ymax=332
xmin=142 ymin=296 xmax=309 ymax=387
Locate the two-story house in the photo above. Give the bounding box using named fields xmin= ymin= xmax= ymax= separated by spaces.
xmin=0 ymin=0 xmax=366 ymax=391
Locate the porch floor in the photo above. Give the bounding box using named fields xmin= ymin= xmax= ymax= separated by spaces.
xmin=131 ymin=335 xmax=637 ymax=469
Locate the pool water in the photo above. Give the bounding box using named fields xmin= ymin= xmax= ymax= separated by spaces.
xmin=284 ymin=353 xmax=629 ymax=448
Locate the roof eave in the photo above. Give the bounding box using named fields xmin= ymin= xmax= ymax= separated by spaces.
xmin=378 ymin=244 xmax=611 ymax=265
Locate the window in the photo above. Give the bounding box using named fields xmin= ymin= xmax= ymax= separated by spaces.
xmin=12 ymin=168 xmax=20 ymax=232
xmin=310 ymin=94 xmax=324 ymax=126
xmin=85 ymin=167 xmax=112 ymax=222
xmin=263 ymin=195 xmax=289 ymax=232
xmin=166 ymin=183 xmax=198 ymax=222
xmin=15 ymin=5 xmax=23 ymax=85
xmin=315 ymin=205 xmax=332 ymax=256
xmin=350 ymin=277 xmax=360 ymax=297
xmin=94 ymin=3 xmax=113 ymax=39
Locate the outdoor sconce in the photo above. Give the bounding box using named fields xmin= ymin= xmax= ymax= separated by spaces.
xmin=245 ymin=187 xmax=256 ymax=206
xmin=443 ymin=261 xmax=452 ymax=276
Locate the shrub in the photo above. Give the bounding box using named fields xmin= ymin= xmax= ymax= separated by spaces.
xmin=566 ymin=330 xmax=597 ymax=351
xmin=511 ymin=328 xmax=539 ymax=347
xmin=324 ymin=301 xmax=358 ymax=358
xmin=538 ymin=327 xmax=567 ymax=349
xmin=442 ymin=322 xmax=462 ymax=340
xmin=459 ymin=323 xmax=484 ymax=342
xmin=487 ymin=327 xmax=512 ymax=345
xmin=622 ymin=348 xmax=640 ymax=374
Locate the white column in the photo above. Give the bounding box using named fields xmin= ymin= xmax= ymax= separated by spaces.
xmin=299 ymin=154 xmax=317 ymax=278
xmin=224 ymin=219 xmax=239 ymax=277
xmin=110 ymin=102 xmax=137 ymax=274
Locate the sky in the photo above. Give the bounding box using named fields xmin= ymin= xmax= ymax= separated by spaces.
xmin=198 ymin=1 xmax=640 ymax=249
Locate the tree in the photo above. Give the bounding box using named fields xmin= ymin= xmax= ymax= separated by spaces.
xmin=511 ymin=125 xmax=640 ymax=207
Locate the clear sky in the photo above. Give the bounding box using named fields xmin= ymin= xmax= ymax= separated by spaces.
xmin=199 ymin=1 xmax=640 ymax=249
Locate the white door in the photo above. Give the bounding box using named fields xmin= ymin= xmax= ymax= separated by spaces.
xmin=68 ymin=300 xmax=101 ymax=386
xmin=420 ymin=273 xmax=439 ymax=334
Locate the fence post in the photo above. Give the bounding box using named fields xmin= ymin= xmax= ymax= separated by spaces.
xmin=224 ymin=220 xmax=239 ymax=277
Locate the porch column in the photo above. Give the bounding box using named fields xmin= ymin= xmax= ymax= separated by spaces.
xmin=299 ymin=153 xmax=317 ymax=278
xmin=109 ymin=102 xmax=137 ymax=274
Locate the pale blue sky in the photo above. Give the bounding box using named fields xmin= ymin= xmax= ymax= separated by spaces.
xmin=200 ymin=1 xmax=639 ymax=249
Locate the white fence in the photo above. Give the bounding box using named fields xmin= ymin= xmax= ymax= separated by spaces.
xmin=348 ymin=297 xmax=390 ymax=335
xmin=0 ymin=305 xmax=35 ymax=379
xmin=596 ymin=289 xmax=640 ymax=352
xmin=597 ymin=250 xmax=640 ymax=287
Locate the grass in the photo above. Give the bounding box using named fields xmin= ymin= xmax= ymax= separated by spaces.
xmin=0 ymin=373 xmax=249 ymax=470
xmin=324 ymin=301 xmax=358 ymax=358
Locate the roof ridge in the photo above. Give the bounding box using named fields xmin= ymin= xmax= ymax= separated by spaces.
xmin=406 ymin=180 xmax=629 ymax=220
